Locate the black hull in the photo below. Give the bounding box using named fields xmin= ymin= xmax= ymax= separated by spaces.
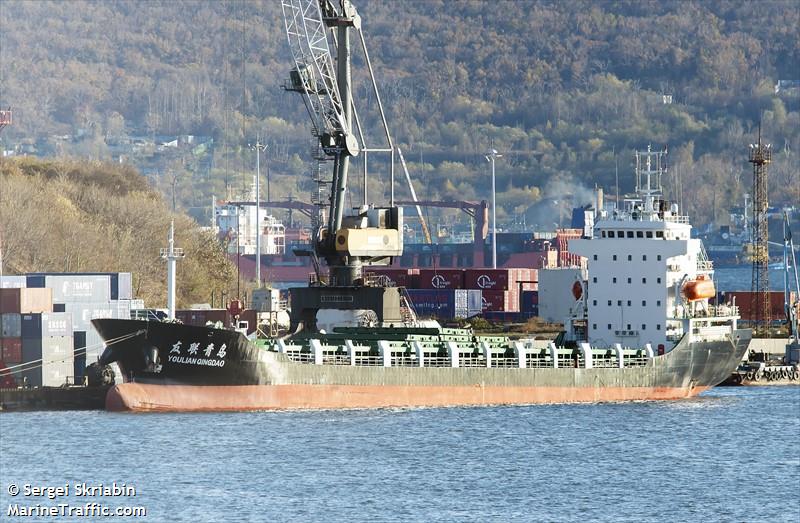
xmin=93 ymin=319 xmax=750 ymax=393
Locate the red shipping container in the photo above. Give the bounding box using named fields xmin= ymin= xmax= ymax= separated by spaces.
xmin=418 ymin=269 xmax=464 ymax=290
xmin=0 ymin=288 xmax=53 ymax=314
xmin=465 ymin=269 xmax=512 ymax=290
xmin=0 ymin=288 xmax=20 ymax=313
xmin=1 ymin=338 xmax=22 ymax=364
xmin=481 ymin=290 xmax=520 ymax=312
xmin=725 ymin=291 xmax=796 ymax=321
xmin=369 ymin=269 xmax=413 ymax=288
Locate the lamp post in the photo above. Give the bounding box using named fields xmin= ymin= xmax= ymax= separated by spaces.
xmin=485 ymin=148 xmax=502 ymax=269
xmin=249 ymin=135 xmax=268 ymax=287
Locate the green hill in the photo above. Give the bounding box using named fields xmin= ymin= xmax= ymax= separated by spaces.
xmin=0 ymin=157 xmax=236 ymax=307
xmin=0 ymin=0 xmax=798 ymax=228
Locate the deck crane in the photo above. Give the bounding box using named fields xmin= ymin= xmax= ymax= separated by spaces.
xmin=280 ymin=0 xmax=412 ymax=330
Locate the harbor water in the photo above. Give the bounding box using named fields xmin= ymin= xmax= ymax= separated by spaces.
xmin=1 ymin=386 xmax=797 ymax=522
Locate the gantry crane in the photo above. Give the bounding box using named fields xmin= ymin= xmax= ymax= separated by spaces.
xmin=280 ymin=0 xmax=410 ymax=330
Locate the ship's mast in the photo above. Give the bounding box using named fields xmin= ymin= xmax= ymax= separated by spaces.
xmin=160 ymin=220 xmax=185 ymax=320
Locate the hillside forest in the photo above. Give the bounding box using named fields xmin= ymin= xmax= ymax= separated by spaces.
xmin=1 ymin=0 xmax=798 ymax=232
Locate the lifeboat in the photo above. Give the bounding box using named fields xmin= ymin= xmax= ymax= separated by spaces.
xmin=683 ymin=276 xmax=715 ymax=302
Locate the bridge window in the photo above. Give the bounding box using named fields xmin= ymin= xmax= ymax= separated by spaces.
xmin=608 ymin=324 xmax=612 ymax=330
xmin=642 ymin=277 xmax=647 ymax=283
xmin=642 ymin=300 xmax=647 ymax=306
xmin=656 ymin=231 xmax=664 ymax=238
xmin=637 ymin=231 xmax=644 ymax=238
xmin=608 ymin=231 xmax=615 ymax=238
xmin=627 ymin=300 xmax=631 ymax=306
xmin=656 ymin=324 xmax=662 ymax=330
xmin=643 ymin=255 xmax=647 ymax=261
xmin=613 ymin=254 xmax=617 ymax=261
xmin=657 ymin=255 xmax=662 ymax=261
xmin=642 ymin=324 xmax=646 ymax=330
xmin=646 ymin=231 xmax=653 ymax=238
xmin=627 ymin=254 xmax=632 ymax=261
xmin=627 ymin=231 xmax=634 ymax=238
xmin=593 ymin=254 xmax=598 ymax=260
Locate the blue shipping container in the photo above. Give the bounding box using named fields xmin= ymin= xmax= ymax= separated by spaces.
xmin=521 ymin=291 xmax=539 ymax=313
xmin=26 ymin=275 xmax=45 ymax=288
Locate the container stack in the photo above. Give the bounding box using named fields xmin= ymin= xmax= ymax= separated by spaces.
xmin=404 ymin=289 xmax=482 ymax=319
xmin=6 ymin=273 xmax=134 ymax=383
xmin=0 ymin=286 xmax=77 ymax=387
xmin=20 ymin=312 xmax=74 ymax=387
xmin=367 ymin=267 xmax=539 ymax=322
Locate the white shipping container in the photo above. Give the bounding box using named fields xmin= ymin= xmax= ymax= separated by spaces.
xmin=46 ymin=275 xmax=112 ymax=303
xmin=84 ymin=329 xmax=105 ymax=364
xmin=41 ymin=312 xmax=73 ymax=338
xmin=0 ymin=276 xmax=26 ymax=289
xmin=42 ymin=336 xmax=74 ymax=361
xmin=118 ymin=272 xmax=133 ymax=300
xmin=42 ymin=360 xmax=74 ymax=387
xmin=64 ymin=302 xmax=116 ymax=331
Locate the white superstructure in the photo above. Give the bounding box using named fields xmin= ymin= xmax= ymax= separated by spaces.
xmin=214 ymin=177 xmax=286 ymax=256
xmin=568 ymin=146 xmax=738 ymax=353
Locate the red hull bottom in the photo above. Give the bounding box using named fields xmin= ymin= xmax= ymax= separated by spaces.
xmin=106 ymin=383 xmax=711 ymax=412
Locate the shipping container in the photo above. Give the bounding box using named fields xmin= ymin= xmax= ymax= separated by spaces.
xmin=21 ymin=359 xmax=74 ymax=388
xmin=0 ymin=275 xmax=26 ymax=289
xmin=368 ymin=269 xmax=415 ymax=288
xmin=84 ymin=329 xmax=104 ymax=364
xmin=0 ymin=288 xmax=53 ymax=313
xmin=64 ymin=302 xmax=118 ymax=331
xmin=1 ymin=313 xmax=21 ymax=338
xmin=21 ymin=312 xmax=73 ymax=339
xmin=26 ymin=275 xmax=45 ymax=288
xmin=74 ymin=353 xmax=87 ymax=383
xmin=1 ymin=338 xmax=22 ymax=363
xmin=521 ymin=291 xmax=539 ymax=314
xmin=405 ymin=289 xmax=479 ymax=319
xmin=118 ymin=272 xmax=133 ymax=300
xmin=73 ymin=331 xmax=87 ymax=351
xmin=418 ymin=269 xmax=464 ymax=290
xmin=723 ymin=291 xmax=797 ymax=322
xmin=44 ymin=275 xmax=112 ymax=302
xmin=22 ymin=337 xmax=41 ymax=363
xmin=0 ymin=288 xmax=19 ymax=313
xmin=464 ymin=269 xmax=512 ymax=290
xmin=481 ymin=290 xmax=520 ymax=312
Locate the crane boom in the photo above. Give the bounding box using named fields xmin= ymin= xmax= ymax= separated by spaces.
xmin=281 ymin=0 xmax=415 ymax=332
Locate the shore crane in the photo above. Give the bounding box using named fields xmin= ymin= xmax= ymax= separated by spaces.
xmin=280 ymin=0 xmax=419 ymax=330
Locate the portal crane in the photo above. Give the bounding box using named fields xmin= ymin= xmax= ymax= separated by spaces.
xmin=281 ymin=0 xmax=406 ymax=329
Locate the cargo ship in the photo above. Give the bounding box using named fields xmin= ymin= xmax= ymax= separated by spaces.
xmin=93 ymin=147 xmax=750 ymax=412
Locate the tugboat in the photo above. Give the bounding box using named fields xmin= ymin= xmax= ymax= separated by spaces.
xmin=93 ymin=1 xmax=748 ymax=411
